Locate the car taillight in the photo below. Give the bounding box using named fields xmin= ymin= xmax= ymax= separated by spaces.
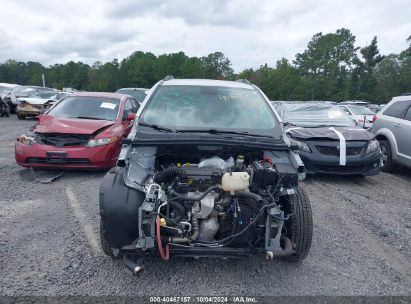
xmin=372 ymin=115 xmax=377 ymax=123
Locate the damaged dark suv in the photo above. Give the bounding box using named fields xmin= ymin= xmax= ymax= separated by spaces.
xmin=99 ymin=78 xmax=312 ymax=274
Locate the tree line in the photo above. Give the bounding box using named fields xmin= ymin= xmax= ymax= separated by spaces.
xmin=0 ymin=28 xmax=410 ymax=103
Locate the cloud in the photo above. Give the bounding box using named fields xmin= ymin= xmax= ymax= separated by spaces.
xmin=0 ymin=0 xmax=410 ymax=72
xmin=107 ymin=0 xmax=260 ymax=27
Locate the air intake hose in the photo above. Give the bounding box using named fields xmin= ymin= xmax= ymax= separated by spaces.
xmin=153 ymin=166 xmax=183 ymax=183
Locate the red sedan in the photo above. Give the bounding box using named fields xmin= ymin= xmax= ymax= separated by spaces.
xmin=15 ymin=92 xmax=139 ymax=169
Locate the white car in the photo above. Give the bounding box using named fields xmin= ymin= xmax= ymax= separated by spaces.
xmin=0 ymin=83 xmax=19 ymax=99
xmin=16 ymin=90 xmax=68 ymax=119
xmin=11 ymin=86 xmax=54 ymax=105
xmin=337 ymin=104 xmax=376 ymax=129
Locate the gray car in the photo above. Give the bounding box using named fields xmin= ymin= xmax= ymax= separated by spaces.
xmin=115 ymin=88 xmax=149 ymax=104
xmin=372 ymin=95 xmax=411 ymax=171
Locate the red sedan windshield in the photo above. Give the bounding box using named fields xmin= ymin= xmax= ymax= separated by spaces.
xmin=48 ymin=96 xmax=120 ymax=121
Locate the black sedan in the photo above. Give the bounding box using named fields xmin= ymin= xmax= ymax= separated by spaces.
xmin=273 ymin=102 xmax=381 ymax=176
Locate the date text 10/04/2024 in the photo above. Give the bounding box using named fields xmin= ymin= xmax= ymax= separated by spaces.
xmin=149 ymin=296 xmax=257 ymax=303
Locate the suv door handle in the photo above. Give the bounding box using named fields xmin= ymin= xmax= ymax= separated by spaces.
xmin=394 ymin=123 xmax=401 ymax=127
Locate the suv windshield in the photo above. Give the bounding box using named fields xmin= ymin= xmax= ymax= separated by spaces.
xmin=140 ymin=85 xmax=277 ymax=133
xmin=48 ymin=96 xmax=120 ymax=121
xmin=284 ymin=103 xmax=356 ymax=127
xmin=347 ymin=105 xmax=375 ymax=115
xmin=116 ymin=89 xmax=147 ymax=103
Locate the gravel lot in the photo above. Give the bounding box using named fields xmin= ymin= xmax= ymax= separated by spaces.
xmin=1 ymin=116 xmax=410 ymax=296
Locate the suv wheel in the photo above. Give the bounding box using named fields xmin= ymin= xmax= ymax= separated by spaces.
xmin=285 ymin=188 xmax=313 ymax=262
xmin=379 ymin=140 xmax=394 ymax=172
xmin=17 ymin=114 xmax=26 ymax=120
xmin=100 ymin=219 xmax=121 ymax=259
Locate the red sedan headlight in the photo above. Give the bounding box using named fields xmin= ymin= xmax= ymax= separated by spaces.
xmin=85 ymin=136 xmax=119 ymax=147
xmin=17 ymin=134 xmax=35 ymax=146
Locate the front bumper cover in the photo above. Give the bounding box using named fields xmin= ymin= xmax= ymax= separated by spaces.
xmin=15 ymin=140 xmax=121 ymax=169
xmin=16 ymin=105 xmax=42 ymax=116
xmin=299 ymin=140 xmax=381 ymax=176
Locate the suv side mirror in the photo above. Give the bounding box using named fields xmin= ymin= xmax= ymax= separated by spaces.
xmin=127 ymin=113 xmax=136 ymax=121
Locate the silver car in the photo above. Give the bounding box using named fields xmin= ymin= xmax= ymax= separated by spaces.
xmin=372 ymin=95 xmax=411 ymax=171
xmin=338 ymin=104 xmax=376 ymax=129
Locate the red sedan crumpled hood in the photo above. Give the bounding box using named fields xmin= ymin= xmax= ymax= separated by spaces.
xmin=35 ymin=114 xmax=115 ymax=135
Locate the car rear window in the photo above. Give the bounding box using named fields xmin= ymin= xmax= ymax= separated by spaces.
xmin=116 ymin=89 xmax=147 ymax=103
xmin=383 ymin=100 xmax=411 ymax=118
xmin=283 ymin=103 xmax=356 ymax=127
xmin=13 ymin=87 xmax=37 ymax=95
xmin=31 ymin=91 xmax=57 ymax=99
xmin=347 ymin=105 xmax=375 ymax=115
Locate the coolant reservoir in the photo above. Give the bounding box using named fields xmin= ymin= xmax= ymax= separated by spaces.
xmin=221 ymin=172 xmax=250 ymax=192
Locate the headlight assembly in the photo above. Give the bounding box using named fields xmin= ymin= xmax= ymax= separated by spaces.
xmin=86 ymin=136 xmax=119 ymax=147
xmin=366 ymin=140 xmax=380 ymax=153
xmin=17 ymin=134 xmax=35 ymax=146
xmin=286 ymin=136 xmax=311 ymax=153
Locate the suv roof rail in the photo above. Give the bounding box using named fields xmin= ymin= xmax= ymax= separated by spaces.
xmin=400 ymin=93 xmax=411 ymax=96
xmin=236 ymin=79 xmax=251 ymax=85
xmin=163 ymin=75 xmax=175 ymax=81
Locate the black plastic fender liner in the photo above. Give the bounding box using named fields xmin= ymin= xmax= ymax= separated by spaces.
xmin=99 ymin=168 xmax=146 ymax=249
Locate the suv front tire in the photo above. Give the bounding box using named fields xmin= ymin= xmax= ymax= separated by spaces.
xmin=379 ymin=140 xmax=394 ymax=172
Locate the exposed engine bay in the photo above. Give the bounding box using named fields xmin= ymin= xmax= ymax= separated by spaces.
xmin=118 ymin=145 xmax=304 ymax=262
xmin=98 ymin=79 xmax=313 ymax=275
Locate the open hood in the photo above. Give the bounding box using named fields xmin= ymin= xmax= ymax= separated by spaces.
xmin=35 ymin=114 xmax=115 ymax=135
xmin=18 ymin=97 xmax=52 ymax=105
xmin=285 ymin=126 xmax=373 ymax=141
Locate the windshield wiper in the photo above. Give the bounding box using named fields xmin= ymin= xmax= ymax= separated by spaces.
xmin=174 ymin=128 xmax=273 ymax=138
xmin=75 ymin=116 xmax=107 ymax=120
xmin=138 ymin=122 xmax=175 ymax=133
xmin=299 ymin=124 xmax=334 ymax=128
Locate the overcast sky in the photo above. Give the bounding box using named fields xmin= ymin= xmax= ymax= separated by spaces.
xmin=0 ymin=0 xmax=410 ymax=72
